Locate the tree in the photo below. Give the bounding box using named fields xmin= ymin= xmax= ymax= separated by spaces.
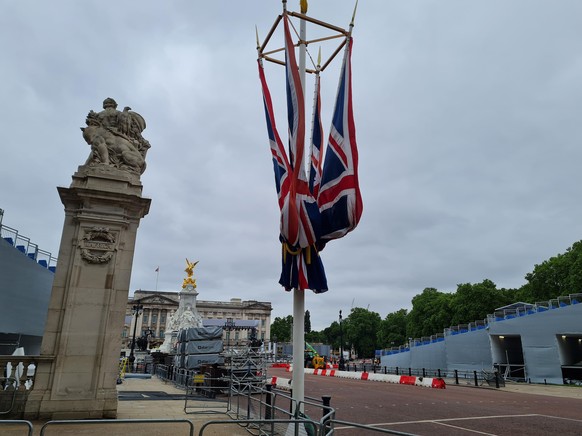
xmin=270 ymin=315 xmax=293 ymax=342
xmin=305 ymin=310 xmax=312 ymax=333
xmin=406 ymin=288 xmax=454 ymax=339
xmin=378 ymin=309 xmax=408 ymax=348
xmin=305 ymin=330 xmax=323 ymax=343
xmin=450 ymin=279 xmax=512 ymax=326
xmin=321 ymin=321 xmax=341 ymax=350
xmin=344 ymin=307 xmax=381 ymax=358
xmin=521 ymin=240 xmax=582 ymax=302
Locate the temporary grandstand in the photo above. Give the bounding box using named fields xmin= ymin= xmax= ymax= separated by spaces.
xmin=0 ymin=209 xmax=57 ymax=355
xmin=379 ymin=294 xmax=582 ymax=385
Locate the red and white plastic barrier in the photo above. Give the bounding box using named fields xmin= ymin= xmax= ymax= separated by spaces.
xmin=276 ymin=366 xmax=445 ymax=389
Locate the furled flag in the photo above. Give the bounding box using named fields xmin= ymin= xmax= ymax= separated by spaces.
xmin=317 ymin=38 xmax=363 ymax=242
xmin=258 ymin=11 xmax=362 ymax=293
xmin=258 ymin=14 xmax=328 ymax=293
xmin=309 ymin=72 xmax=324 ymax=199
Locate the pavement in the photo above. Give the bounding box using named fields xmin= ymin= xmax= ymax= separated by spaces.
xmin=3 ymin=375 xmax=249 ymax=436
xmin=2 ymin=370 xmax=581 ymax=435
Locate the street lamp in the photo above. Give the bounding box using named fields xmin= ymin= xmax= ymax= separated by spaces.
xmin=128 ymin=304 xmax=143 ymax=372
xmin=339 ymin=310 xmax=345 ymax=371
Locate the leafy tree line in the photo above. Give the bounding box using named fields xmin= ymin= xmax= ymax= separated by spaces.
xmin=270 ymin=240 xmax=582 ymax=358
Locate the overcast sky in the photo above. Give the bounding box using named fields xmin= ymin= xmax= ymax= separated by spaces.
xmin=2 ymin=1 xmax=582 ymax=331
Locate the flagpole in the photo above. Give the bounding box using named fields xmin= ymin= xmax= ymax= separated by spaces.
xmin=290 ymin=0 xmax=307 ymax=417
xmin=155 ymin=268 xmax=159 ymax=291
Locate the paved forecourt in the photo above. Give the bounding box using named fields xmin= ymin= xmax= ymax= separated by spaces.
xmin=3 ymin=376 xmax=248 ymax=436
xmin=268 ymin=366 xmax=582 ymax=435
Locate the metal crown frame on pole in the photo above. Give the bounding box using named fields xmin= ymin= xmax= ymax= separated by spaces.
xmin=256 ymin=0 xmax=357 ymax=416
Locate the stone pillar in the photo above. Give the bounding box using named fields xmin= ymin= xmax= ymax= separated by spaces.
xmin=24 ymin=166 xmax=150 ymax=419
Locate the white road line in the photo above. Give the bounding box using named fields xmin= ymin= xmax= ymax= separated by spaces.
xmin=434 ymin=421 xmax=498 ymax=435
xmin=334 ymin=413 xmax=582 ymax=433
xmin=335 ymin=413 xmax=540 ymax=429
xmin=535 ymin=414 xmax=582 ymax=423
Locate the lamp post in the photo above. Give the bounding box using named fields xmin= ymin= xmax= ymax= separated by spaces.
xmin=128 ymin=304 xmax=143 ymax=372
xmin=339 ymin=310 xmax=345 ymax=371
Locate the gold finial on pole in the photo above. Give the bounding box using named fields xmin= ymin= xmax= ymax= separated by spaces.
xmin=300 ymin=0 xmax=308 ymax=14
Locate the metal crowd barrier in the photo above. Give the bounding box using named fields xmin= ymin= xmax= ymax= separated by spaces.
xmin=184 ymin=374 xmax=229 ymax=415
xmin=0 ymin=420 xmax=34 ymax=436
xmin=39 ymin=418 xmax=194 ymax=436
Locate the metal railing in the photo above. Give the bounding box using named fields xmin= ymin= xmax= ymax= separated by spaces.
xmin=39 ymin=419 xmax=194 ymax=436
xmin=0 ymin=223 xmax=57 ymax=271
xmin=0 ymin=420 xmax=34 ymax=436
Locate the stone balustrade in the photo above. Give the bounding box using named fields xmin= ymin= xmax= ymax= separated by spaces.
xmin=0 ymin=356 xmax=52 ymax=391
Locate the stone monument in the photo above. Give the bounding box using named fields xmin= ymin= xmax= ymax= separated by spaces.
xmin=24 ymin=98 xmax=151 ymax=419
xmin=158 ymin=259 xmax=203 ymax=353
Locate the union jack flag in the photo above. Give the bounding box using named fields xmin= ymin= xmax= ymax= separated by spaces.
xmin=318 ymin=38 xmax=362 ymax=241
xmin=258 ymin=14 xmax=361 ymax=294
xmin=258 ymin=14 xmax=327 ymax=293
xmin=309 ymin=72 xmax=324 ymax=199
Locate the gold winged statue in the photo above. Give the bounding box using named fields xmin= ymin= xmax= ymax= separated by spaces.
xmin=182 ymin=258 xmax=199 ymax=289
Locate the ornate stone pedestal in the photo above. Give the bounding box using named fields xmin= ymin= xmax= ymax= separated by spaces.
xmin=158 ymin=261 xmax=203 ymax=354
xmin=24 ymin=99 xmax=151 ymax=420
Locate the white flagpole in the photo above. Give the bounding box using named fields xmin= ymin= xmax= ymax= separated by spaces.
xmin=155 ymin=267 xmax=159 ymax=291
xmin=291 ymin=0 xmax=307 ymax=417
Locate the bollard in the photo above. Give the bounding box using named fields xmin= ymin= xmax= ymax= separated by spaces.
xmin=265 ymin=384 xmax=273 ymax=419
xmin=289 ymin=388 xmax=293 ymax=414
xmin=455 ymin=369 xmax=459 ymax=385
xmin=396 ymin=367 xmax=399 ymax=376
xmin=373 ymin=365 xmax=376 ymax=374
xmin=408 ymin=367 xmax=412 ymax=376
xmin=422 ymin=368 xmax=426 ymax=377
xmin=438 ymin=369 xmax=441 ymax=378
xmin=494 ymin=371 xmax=499 ymax=388
xmin=322 ymin=395 xmax=332 ymax=429
xmin=383 ymin=366 xmax=387 ymax=375
xmin=473 ymin=370 xmax=478 ymax=387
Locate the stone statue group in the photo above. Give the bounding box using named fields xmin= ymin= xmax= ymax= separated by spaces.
xmin=82 ymin=97 xmax=150 ymax=174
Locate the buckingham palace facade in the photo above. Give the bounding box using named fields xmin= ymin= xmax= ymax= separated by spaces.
xmin=123 ymin=290 xmax=272 ymax=348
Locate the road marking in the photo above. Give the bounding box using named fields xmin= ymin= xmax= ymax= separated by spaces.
xmin=335 ymin=413 xmax=540 ymax=429
xmin=536 ymin=414 xmax=582 ymax=423
xmin=434 ymin=421 xmax=498 ymax=435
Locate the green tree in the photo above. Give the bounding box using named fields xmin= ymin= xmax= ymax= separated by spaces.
xmin=344 ymin=307 xmax=381 ymax=358
xmin=450 ymin=279 xmax=512 ymax=326
xmin=378 ymin=309 xmax=408 ymax=348
xmin=305 ymin=310 xmax=312 ymax=333
xmin=305 ymin=330 xmax=323 ymax=343
xmin=321 ymin=321 xmax=342 ymax=350
xmin=270 ymin=315 xmax=293 ymax=342
xmin=406 ymin=288 xmax=454 ymax=339
xmin=521 ymin=240 xmax=582 ymax=302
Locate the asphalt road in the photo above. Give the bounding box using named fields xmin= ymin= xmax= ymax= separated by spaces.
xmin=268 ymin=367 xmax=582 ymax=435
